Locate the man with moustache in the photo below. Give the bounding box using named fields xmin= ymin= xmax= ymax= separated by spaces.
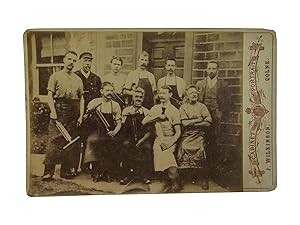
xmin=42 ymin=51 xmax=84 ymax=180
xmin=195 ymin=61 xmax=232 ymax=171
xmin=119 ymin=87 xmax=153 ymax=185
xmin=178 ymin=85 xmax=212 ymax=189
xmin=124 ymin=51 xmax=157 ymax=109
xmin=142 ymin=86 xmax=182 ymax=192
xmin=83 ymin=82 xmax=122 ymax=182
xmin=75 ymin=52 xmax=102 ymax=174
xmin=75 ymin=52 xmax=102 ymax=108
xmin=157 ymin=58 xmax=186 ymax=108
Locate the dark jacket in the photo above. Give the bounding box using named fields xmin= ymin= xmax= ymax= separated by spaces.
xmin=75 ymin=70 xmax=102 ymax=108
xmin=195 ymin=77 xmax=232 ymax=114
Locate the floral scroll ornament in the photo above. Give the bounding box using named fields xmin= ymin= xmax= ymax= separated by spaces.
xmin=245 ymin=35 xmax=268 ymax=184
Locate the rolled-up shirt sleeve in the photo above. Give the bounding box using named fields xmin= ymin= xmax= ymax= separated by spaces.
xmin=179 ymin=105 xmax=189 ymax=121
xmin=47 ymin=73 xmax=56 ymax=93
xmin=124 ymin=71 xmax=134 ymax=90
xmin=78 ymin=80 xmax=84 ymax=97
xmin=113 ymin=102 xmax=122 ymax=123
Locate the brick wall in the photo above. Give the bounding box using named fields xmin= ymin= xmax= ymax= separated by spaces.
xmin=67 ymin=32 xmax=97 ymax=72
xmin=66 ymin=31 xmax=137 ymax=77
xmin=102 ymin=32 xmax=137 ymax=76
xmin=192 ymin=32 xmax=243 ymax=153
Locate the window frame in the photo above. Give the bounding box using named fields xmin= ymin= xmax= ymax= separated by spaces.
xmin=31 ymin=33 xmax=65 ymax=102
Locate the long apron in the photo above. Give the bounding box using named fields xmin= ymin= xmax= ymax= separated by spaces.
xmin=169 ymin=85 xmax=181 ymax=109
xmin=120 ymin=113 xmax=153 ymax=176
xmin=83 ymin=104 xmax=116 ymax=163
xmin=137 ymin=75 xmax=154 ymax=110
xmin=153 ymin=119 xmax=178 ymax=172
xmin=83 ymin=103 xmax=121 ymax=173
xmin=164 ymin=76 xmax=181 ymax=108
xmin=177 ymin=128 xmax=206 ymax=169
xmin=43 ymin=99 xmax=80 ymax=169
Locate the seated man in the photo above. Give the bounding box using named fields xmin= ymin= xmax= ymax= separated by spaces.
xmin=177 ymin=85 xmax=212 ymax=190
xmin=119 ymin=87 xmax=153 ymax=185
xmin=142 ymin=85 xmax=182 ymax=193
xmin=83 ymin=82 xmax=122 ymax=182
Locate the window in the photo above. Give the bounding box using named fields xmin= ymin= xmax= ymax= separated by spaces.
xmin=34 ymin=32 xmax=67 ymax=96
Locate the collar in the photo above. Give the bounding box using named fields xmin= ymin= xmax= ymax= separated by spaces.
xmin=81 ymin=69 xmax=91 ymax=79
xmin=207 ymin=75 xmax=218 ymax=88
xmin=160 ymin=101 xmax=172 ymax=109
xmin=130 ymin=105 xmax=144 ymax=114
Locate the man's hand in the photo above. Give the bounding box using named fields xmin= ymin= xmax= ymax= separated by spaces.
xmin=50 ymin=111 xmax=57 ymax=120
xmin=159 ymin=114 xmax=167 ymax=121
xmin=160 ymin=137 xmax=175 ymax=151
xmin=107 ymin=130 xmax=118 ymax=138
xmin=77 ymin=116 xmax=83 ymax=127
xmin=136 ymin=139 xmax=144 ymax=148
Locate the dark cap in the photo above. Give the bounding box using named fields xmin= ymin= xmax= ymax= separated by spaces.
xmin=79 ymin=52 xmax=93 ymax=60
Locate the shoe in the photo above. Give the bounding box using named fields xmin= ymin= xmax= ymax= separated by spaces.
xmin=41 ymin=174 xmax=53 ymax=181
xmin=70 ymin=168 xmax=78 ymax=176
xmin=105 ymin=174 xmax=112 ymax=183
xmin=120 ymin=176 xmax=131 ymax=185
xmin=201 ymin=179 xmax=209 ymax=190
xmin=92 ymin=172 xmax=104 ymax=182
xmin=60 ymin=172 xmax=74 ymax=179
xmin=143 ymin=178 xmax=151 ymax=184
xmin=171 ymin=181 xmax=183 ymax=192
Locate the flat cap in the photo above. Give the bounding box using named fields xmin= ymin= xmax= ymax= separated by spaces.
xmin=79 ymin=52 xmax=93 ymax=59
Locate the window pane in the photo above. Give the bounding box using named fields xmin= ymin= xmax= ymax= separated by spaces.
xmin=54 ymin=66 xmax=63 ymax=72
xmin=36 ymin=32 xmax=51 ymax=64
xmin=175 ymin=46 xmax=184 ymax=59
xmin=152 ymin=47 xmax=164 ymax=59
xmin=38 ymin=67 xmax=53 ymax=95
xmin=53 ymin=32 xmax=67 ymax=63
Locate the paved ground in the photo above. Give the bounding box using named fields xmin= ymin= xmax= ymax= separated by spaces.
xmin=28 ymin=154 xmax=229 ymax=196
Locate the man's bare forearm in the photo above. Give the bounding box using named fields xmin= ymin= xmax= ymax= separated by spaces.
xmin=79 ymin=96 xmax=84 ymax=118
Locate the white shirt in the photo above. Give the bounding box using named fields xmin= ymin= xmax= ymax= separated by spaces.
xmin=81 ymin=69 xmax=91 ymax=79
xmin=157 ymin=75 xmax=186 ymax=98
xmin=207 ymin=75 xmax=218 ymax=88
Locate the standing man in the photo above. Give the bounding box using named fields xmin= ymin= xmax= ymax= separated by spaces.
xmin=157 ymin=58 xmax=186 ymax=108
xmin=142 ymin=86 xmax=182 ymax=192
xmin=119 ymin=87 xmax=153 ymax=185
xmin=75 ymin=52 xmax=102 ymax=108
xmin=102 ymin=56 xmax=127 ymax=108
xmin=103 ymin=56 xmax=127 ymax=96
xmin=195 ymin=61 xmax=232 ymax=171
xmin=42 ymin=51 xmax=84 ymax=180
xmin=83 ymin=82 xmax=122 ymax=182
xmin=123 ymin=51 xmax=157 ymax=109
xmin=75 ymin=52 xmax=102 ymax=173
xmin=178 ymin=85 xmax=212 ymax=189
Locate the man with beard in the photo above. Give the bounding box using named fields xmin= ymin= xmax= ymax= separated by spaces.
xmin=83 ymin=81 xmax=122 ymax=182
xmin=142 ymin=86 xmax=182 ymax=192
xmin=124 ymin=51 xmax=156 ymax=109
xmin=75 ymin=52 xmax=101 ymax=108
xmin=195 ymin=61 xmax=232 ymax=173
xmin=42 ymin=51 xmax=84 ymax=180
xmin=177 ymin=85 xmax=212 ymax=189
xmin=75 ymin=52 xmax=102 ymax=174
xmin=119 ymin=87 xmax=153 ymax=185
xmin=157 ymin=58 xmax=186 ymax=108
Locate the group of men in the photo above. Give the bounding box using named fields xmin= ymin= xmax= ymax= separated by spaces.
xmin=41 ymin=50 xmax=231 ymax=192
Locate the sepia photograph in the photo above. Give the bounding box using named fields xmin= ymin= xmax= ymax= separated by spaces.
xmin=25 ymin=29 xmax=276 ymax=196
